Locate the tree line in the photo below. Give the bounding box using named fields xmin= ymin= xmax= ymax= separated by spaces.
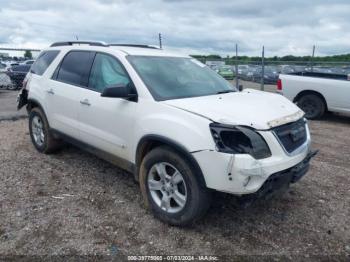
xmin=191 ymin=53 xmax=350 ymax=62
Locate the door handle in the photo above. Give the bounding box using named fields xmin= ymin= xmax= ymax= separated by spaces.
xmin=80 ymin=99 xmax=91 ymax=106
xmin=46 ymin=89 xmax=55 ymax=95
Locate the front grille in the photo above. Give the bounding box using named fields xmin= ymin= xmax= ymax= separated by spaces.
xmin=273 ymin=118 xmax=307 ymax=153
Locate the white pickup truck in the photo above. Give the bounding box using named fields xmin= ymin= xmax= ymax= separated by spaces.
xmin=278 ymin=72 xmax=350 ymax=119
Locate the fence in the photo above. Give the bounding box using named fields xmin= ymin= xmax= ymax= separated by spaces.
xmin=200 ymin=59 xmax=350 ymax=91
xmin=0 ymin=68 xmax=29 ymax=90
xmin=0 ymin=50 xmax=34 ymax=90
xmin=0 ymin=72 xmax=14 ymax=90
xmin=1 ymin=45 xmax=350 ymax=92
xmin=195 ymin=45 xmax=350 ymax=91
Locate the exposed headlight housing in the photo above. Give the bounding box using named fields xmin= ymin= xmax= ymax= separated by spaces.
xmin=210 ymin=123 xmax=271 ymax=159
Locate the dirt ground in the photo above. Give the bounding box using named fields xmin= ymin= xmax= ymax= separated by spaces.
xmin=0 ymin=91 xmax=26 ymax=121
xmin=0 ymin=90 xmax=349 ymax=260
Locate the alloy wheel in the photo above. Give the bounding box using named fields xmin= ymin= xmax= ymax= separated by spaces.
xmin=32 ymin=115 xmax=45 ymax=147
xmin=147 ymin=162 xmax=187 ymax=213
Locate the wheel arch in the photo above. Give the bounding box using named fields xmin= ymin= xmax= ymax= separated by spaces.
xmin=293 ymin=90 xmax=328 ymax=111
xmin=135 ymin=135 xmax=207 ymax=188
xmin=27 ymin=98 xmax=45 ymax=113
xmin=26 ymin=98 xmax=52 ymax=128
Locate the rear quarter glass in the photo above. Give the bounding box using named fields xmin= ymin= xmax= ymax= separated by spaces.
xmin=31 ymin=50 xmax=60 ymax=76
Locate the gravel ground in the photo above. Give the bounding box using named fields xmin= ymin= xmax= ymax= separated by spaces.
xmin=0 ymin=92 xmax=349 ymax=260
xmin=0 ymin=90 xmax=27 ymax=121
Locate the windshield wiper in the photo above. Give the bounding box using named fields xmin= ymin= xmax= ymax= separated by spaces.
xmin=216 ymin=90 xmax=235 ymax=94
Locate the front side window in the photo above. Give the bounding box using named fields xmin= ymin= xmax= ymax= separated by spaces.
xmin=127 ymin=56 xmax=236 ymax=101
xmin=56 ymin=51 xmax=95 ymax=86
xmin=88 ymin=53 xmax=130 ymax=92
xmin=31 ymin=50 xmax=59 ymax=75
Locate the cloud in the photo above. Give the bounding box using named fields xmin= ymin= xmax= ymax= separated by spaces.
xmin=0 ymin=0 xmax=349 ymax=56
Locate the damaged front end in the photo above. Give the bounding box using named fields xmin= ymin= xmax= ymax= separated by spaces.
xmin=239 ymin=150 xmax=318 ymax=204
xmin=191 ymin=115 xmax=317 ymax=198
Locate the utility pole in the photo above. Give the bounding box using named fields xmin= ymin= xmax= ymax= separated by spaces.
xmin=261 ymin=45 xmax=265 ymax=91
xmin=235 ymin=43 xmax=239 ymax=89
xmin=158 ymin=33 xmax=162 ymax=49
xmin=311 ymin=45 xmax=315 ymax=72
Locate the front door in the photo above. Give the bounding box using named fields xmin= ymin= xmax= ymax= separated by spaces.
xmin=78 ymin=52 xmax=137 ymax=160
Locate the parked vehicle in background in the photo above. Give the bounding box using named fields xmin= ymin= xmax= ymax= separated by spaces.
xmin=279 ymin=65 xmax=295 ymax=74
xmin=292 ymin=66 xmax=308 ymax=73
xmin=4 ymin=61 xmax=19 ymax=70
xmin=205 ymin=60 xmax=225 ymax=72
xmin=250 ymin=66 xmax=279 ymax=84
xmin=218 ymin=65 xmax=234 ymax=80
xmin=207 ymin=64 xmax=219 ymax=72
xmin=241 ymin=65 xmax=258 ymax=81
xmin=278 ymin=72 xmax=350 ymax=119
xmin=17 ymin=41 xmax=316 ymax=225
xmin=237 ymin=66 xmax=250 ymax=80
xmin=238 ymin=65 xmax=249 ymax=73
xmin=0 ymin=63 xmax=13 ymax=89
xmin=6 ymin=64 xmax=31 ymax=90
xmin=342 ymin=66 xmax=350 ymax=75
xmin=21 ymin=60 xmax=35 ymax=65
xmin=0 ymin=63 xmax=6 ymax=72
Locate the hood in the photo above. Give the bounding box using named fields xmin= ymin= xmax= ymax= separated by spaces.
xmin=163 ymin=89 xmax=304 ymax=130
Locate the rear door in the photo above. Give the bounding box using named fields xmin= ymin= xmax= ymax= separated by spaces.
xmin=78 ymin=52 xmax=137 ymax=160
xmin=48 ymin=50 xmax=95 ymax=139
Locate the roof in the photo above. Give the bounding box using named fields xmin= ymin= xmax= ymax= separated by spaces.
xmin=109 ymin=46 xmax=187 ymax=57
xmin=47 ymin=41 xmax=188 ymax=57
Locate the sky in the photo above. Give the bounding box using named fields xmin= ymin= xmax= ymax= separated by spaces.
xmin=0 ymin=0 xmax=350 ymax=57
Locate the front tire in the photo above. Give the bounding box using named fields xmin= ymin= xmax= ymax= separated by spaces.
xmin=297 ymin=94 xmax=325 ymax=119
xmin=139 ymin=146 xmax=211 ymax=226
xmin=29 ymin=107 xmax=62 ymax=153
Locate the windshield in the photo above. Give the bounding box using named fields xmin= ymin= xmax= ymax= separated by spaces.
xmin=127 ymin=56 xmax=236 ymax=101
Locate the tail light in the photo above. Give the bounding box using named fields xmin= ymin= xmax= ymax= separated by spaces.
xmin=277 ymin=78 xmax=282 ymax=90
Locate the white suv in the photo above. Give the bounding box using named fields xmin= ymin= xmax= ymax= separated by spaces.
xmin=18 ymin=41 xmax=317 ymax=225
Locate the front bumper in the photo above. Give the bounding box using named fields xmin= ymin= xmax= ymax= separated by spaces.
xmin=241 ymin=150 xmax=318 ymax=201
xmin=192 ymin=127 xmax=314 ymax=195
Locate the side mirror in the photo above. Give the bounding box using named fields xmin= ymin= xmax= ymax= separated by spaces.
xmin=238 ymin=85 xmax=243 ymax=92
xmin=101 ymin=84 xmax=137 ymax=100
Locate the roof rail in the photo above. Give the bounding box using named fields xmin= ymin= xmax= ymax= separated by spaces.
xmin=109 ymin=44 xmax=159 ymax=49
xmin=50 ymin=41 xmax=107 ymax=47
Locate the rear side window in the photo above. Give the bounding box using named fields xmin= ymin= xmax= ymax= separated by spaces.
xmin=31 ymin=50 xmax=60 ymax=75
xmin=56 ymin=51 xmax=95 ymax=86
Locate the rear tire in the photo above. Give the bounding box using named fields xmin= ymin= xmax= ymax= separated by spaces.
xmin=297 ymin=94 xmax=325 ymax=119
xmin=29 ymin=107 xmax=63 ymax=154
xmin=139 ymin=146 xmax=211 ymax=226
